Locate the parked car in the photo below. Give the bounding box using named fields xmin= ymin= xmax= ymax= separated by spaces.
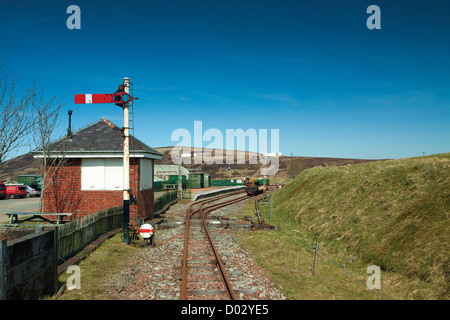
xmin=24 ymin=185 xmax=41 ymax=198
xmin=0 ymin=183 xmax=6 ymax=200
xmin=5 ymin=185 xmax=27 ymax=199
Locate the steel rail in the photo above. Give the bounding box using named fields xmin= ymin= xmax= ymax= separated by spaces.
xmin=200 ymin=194 xmax=249 ymax=300
xmin=180 ymin=190 xmax=245 ymax=298
xmin=180 ymin=192 xmax=249 ymax=300
xmin=180 ymin=192 xmax=243 ymax=299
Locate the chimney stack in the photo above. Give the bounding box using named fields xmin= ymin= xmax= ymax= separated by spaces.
xmin=68 ymin=110 xmax=73 ymax=139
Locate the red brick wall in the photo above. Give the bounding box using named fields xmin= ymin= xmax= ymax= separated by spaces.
xmin=43 ymin=158 xmax=154 ymax=225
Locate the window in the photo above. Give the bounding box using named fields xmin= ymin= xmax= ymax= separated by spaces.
xmin=140 ymin=159 xmax=153 ymax=190
xmin=81 ymin=158 xmax=123 ymax=190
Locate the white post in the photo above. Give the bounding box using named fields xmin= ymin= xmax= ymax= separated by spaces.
xmin=123 ymin=77 xmax=131 ymax=244
xmin=123 ymin=77 xmax=131 ymax=200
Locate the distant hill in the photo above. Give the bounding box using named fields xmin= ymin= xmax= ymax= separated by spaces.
xmin=0 ymin=147 xmax=379 ymax=183
xmin=154 ymin=146 xmax=379 ymax=182
xmin=0 ymin=152 xmax=41 ymax=182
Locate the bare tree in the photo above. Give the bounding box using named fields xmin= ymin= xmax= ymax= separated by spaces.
xmin=0 ymin=64 xmax=38 ymax=169
xmin=31 ymin=91 xmax=65 ymax=213
xmin=0 ymin=63 xmax=67 ymax=213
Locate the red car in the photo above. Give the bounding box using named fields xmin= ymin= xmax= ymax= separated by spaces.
xmin=5 ymin=185 xmax=27 ymax=199
xmin=0 ymin=183 xmax=6 ymax=200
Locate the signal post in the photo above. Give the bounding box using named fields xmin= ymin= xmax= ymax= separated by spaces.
xmin=74 ymin=77 xmax=138 ymax=245
xmin=122 ymin=77 xmax=131 ymax=245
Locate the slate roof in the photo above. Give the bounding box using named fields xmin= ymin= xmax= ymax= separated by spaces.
xmin=34 ymin=118 xmax=162 ymax=158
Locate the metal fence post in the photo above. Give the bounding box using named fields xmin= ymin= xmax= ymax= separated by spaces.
xmin=0 ymin=239 xmax=7 ymax=300
xmin=313 ymin=241 xmax=319 ymax=276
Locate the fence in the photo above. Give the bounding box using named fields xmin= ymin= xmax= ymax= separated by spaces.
xmin=253 ymin=194 xmax=274 ymax=227
xmin=1 ymin=190 xmax=179 ymax=299
xmin=154 ymin=181 xmax=163 ymax=191
xmin=56 ymin=207 xmax=123 ymax=264
xmin=153 ymin=190 xmax=178 ymax=213
xmin=58 ymin=191 xmax=178 ymax=263
xmin=210 ymin=179 xmax=244 ymax=187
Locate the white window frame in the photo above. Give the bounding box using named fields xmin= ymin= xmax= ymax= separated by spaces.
xmin=81 ymin=158 xmax=123 ymax=191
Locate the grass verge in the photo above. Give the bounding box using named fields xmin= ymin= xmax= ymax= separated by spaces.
xmin=235 ymin=153 xmax=449 ymax=300
xmin=53 ymin=233 xmax=144 ymax=300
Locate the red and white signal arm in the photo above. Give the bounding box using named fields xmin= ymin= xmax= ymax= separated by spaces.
xmin=74 ymin=93 xmax=115 ymax=104
xmin=139 ymin=224 xmax=154 ymax=239
xmin=74 ymin=92 xmax=138 ymax=104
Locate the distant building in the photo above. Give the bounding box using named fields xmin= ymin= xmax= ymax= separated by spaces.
xmin=154 ymin=164 xmax=189 ymax=181
xmin=33 ymin=118 xmax=162 ymax=224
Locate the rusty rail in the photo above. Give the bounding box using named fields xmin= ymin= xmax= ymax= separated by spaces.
xmin=180 ymin=191 xmax=249 ymax=300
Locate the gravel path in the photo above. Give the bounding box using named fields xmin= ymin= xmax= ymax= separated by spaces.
xmin=105 ymin=197 xmax=287 ymax=300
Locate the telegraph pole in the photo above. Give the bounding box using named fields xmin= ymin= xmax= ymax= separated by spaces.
xmin=122 ymin=77 xmax=131 ymax=245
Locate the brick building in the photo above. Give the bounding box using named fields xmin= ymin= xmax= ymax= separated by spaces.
xmin=33 ymin=118 xmax=162 ymax=224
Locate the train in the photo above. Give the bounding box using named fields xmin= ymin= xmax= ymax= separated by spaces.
xmin=244 ymin=177 xmax=269 ymax=196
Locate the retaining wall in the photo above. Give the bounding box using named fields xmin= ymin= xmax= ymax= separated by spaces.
xmin=0 ymin=229 xmax=57 ymax=300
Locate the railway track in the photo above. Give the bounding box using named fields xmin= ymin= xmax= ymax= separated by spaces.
xmin=180 ymin=191 xmax=250 ymax=300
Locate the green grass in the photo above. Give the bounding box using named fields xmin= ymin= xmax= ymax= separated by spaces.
xmin=236 ymin=153 xmax=449 ymax=300
xmin=54 ymin=234 xmax=144 ymax=300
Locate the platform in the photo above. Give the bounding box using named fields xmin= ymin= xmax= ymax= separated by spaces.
xmin=191 ymin=186 xmax=246 ymax=201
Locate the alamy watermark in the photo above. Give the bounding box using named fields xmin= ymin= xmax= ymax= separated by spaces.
xmin=367 ymin=5 xmax=381 ymax=30
xmin=170 ymin=121 xmax=281 ymax=175
xmin=65 ymin=5 xmax=380 ymax=31
xmin=66 ymin=265 xmax=81 ymax=290
xmin=66 ymin=5 xmax=81 ymax=30
xmin=367 ymin=265 xmax=381 ymax=290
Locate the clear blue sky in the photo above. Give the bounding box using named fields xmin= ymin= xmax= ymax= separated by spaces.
xmin=1 ymin=0 xmax=449 ymax=159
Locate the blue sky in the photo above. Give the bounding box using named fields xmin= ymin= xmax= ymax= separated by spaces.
xmin=1 ymin=0 xmax=449 ymax=159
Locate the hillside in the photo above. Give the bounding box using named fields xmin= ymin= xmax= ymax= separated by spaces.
xmin=239 ymin=152 xmax=449 ymax=299
xmin=0 ymin=147 xmax=378 ymax=183
xmin=0 ymin=152 xmax=41 ymax=182
xmin=153 ymin=146 xmax=378 ymax=182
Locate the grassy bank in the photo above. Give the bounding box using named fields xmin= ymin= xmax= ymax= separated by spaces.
xmin=236 ymin=153 xmax=449 ymax=299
